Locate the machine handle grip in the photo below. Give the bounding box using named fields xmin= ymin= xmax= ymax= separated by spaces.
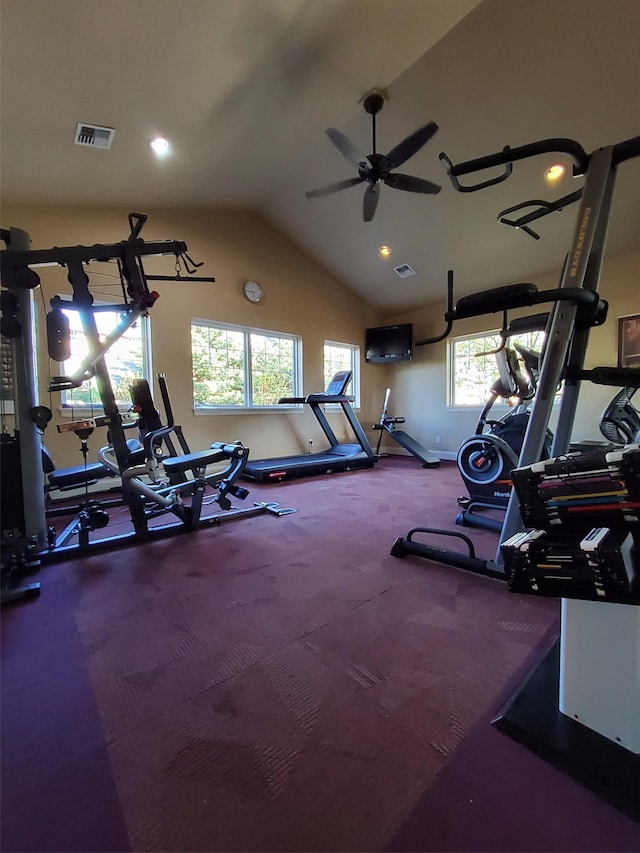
xmin=452 ymin=284 xmax=539 ymax=319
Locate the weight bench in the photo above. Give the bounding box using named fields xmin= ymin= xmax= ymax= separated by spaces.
xmin=43 ymin=437 xmax=145 ymax=495
xmin=124 ymin=441 xmax=250 ymax=529
xmin=42 ymin=439 xmax=146 ymax=549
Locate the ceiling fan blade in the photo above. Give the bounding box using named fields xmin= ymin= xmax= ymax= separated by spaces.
xmin=363 ymin=183 xmax=380 ymax=222
xmin=305 ymin=176 xmax=364 ymax=198
xmin=385 ymin=173 xmax=442 ymax=194
xmin=385 ymin=121 xmax=439 ymax=169
xmin=326 ymin=128 xmax=369 ymax=170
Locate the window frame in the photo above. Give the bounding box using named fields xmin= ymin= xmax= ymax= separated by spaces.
xmin=57 ymin=305 xmax=153 ymax=416
xmin=191 ymin=318 xmax=303 ymax=412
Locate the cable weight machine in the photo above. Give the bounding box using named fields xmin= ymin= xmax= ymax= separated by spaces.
xmin=0 ymin=214 xmax=269 ymax=599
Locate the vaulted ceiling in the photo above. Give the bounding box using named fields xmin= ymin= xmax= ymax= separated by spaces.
xmin=1 ymin=0 xmax=639 ymax=312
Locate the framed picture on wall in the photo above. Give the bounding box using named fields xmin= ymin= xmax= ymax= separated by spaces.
xmin=618 ymin=314 xmax=640 ymax=368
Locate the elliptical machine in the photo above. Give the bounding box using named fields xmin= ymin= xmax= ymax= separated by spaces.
xmin=456 ymin=342 xmax=552 ymax=532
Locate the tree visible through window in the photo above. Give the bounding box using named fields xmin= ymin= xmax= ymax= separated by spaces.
xmin=449 ymin=330 xmax=546 ymax=406
xmin=251 ymin=332 xmax=296 ymax=405
xmin=191 ymin=325 xmax=244 ymax=406
xmin=324 ymin=340 xmax=359 ymax=403
xmin=191 ymin=320 xmax=300 ymax=408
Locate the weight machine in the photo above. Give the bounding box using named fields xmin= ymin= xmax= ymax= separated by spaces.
xmin=392 ymin=133 xmax=640 ymax=586
xmin=391 ymin=133 xmax=640 ymax=816
xmin=373 ymin=388 xmax=440 ymax=467
xmin=0 ymin=213 xmax=270 ymax=601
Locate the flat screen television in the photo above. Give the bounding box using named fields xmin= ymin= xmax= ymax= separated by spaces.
xmin=365 ymin=323 xmax=413 ymax=363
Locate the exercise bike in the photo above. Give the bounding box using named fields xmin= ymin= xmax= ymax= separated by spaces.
xmin=456 ymin=343 xmax=552 ymax=532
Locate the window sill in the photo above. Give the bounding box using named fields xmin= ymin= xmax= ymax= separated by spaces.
xmin=193 ymin=405 xmax=303 ymax=415
xmin=193 ymin=404 xmax=362 ymax=415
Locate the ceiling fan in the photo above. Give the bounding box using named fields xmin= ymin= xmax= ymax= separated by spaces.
xmin=305 ymin=91 xmax=442 ymax=222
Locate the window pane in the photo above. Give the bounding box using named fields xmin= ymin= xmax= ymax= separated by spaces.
xmin=451 ymin=330 xmax=549 ymax=406
xmin=192 ymin=325 xmax=245 ymax=406
xmin=62 ymin=309 xmax=145 ymax=408
xmin=323 ymin=343 xmax=353 ymax=389
xmin=250 ymin=333 xmax=295 ymax=405
xmin=191 ymin=321 xmax=300 ymax=409
xmin=452 ymin=334 xmax=502 ymax=406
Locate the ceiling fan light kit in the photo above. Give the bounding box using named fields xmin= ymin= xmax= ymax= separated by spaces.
xmin=305 ymin=92 xmax=442 ymax=222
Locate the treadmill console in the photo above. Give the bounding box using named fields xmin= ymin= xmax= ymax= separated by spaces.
xmin=325 ymin=370 xmax=352 ymax=397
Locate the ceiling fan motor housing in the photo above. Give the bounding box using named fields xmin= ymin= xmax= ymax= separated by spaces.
xmin=363 ymin=93 xmax=385 ymax=116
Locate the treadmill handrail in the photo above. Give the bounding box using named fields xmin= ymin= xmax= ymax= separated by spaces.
xmin=278 ymin=394 xmax=355 ymax=404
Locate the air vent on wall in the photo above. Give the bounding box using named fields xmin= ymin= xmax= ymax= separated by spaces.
xmin=394 ymin=264 xmax=415 ymax=279
xmin=74 ymin=123 xmax=115 ymax=149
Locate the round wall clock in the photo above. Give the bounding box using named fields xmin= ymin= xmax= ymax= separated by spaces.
xmin=243 ymin=280 xmax=264 ymax=303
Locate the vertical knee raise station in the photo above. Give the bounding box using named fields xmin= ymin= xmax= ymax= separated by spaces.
xmin=392 ymin=133 xmax=640 ymax=817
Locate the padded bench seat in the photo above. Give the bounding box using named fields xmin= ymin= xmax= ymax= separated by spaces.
xmin=47 ymin=461 xmax=111 ymax=490
xmin=162 ymin=442 xmax=246 ymax=476
xmin=44 ymin=437 xmax=144 ymax=490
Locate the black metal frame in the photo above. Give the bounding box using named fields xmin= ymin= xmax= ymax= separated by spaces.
xmin=242 ymin=372 xmax=377 ymax=482
xmin=373 ymin=387 xmax=440 ymax=468
xmin=392 ymin=134 xmax=640 ymax=580
xmin=0 ymin=214 xmax=263 ymax=597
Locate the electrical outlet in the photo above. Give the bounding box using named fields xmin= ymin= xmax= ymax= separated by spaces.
xmin=435 ymin=435 xmax=441 ymax=444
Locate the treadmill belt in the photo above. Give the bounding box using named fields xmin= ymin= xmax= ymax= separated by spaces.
xmin=242 ymin=451 xmax=374 ymax=482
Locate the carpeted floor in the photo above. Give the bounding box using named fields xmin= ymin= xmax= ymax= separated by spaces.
xmin=2 ymin=457 xmax=638 ymax=851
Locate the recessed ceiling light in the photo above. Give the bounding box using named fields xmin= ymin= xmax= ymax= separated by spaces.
xmin=545 ymin=163 xmax=566 ymax=183
xmin=379 ymin=245 xmax=392 ymax=257
xmin=150 ymin=136 xmax=170 ymax=156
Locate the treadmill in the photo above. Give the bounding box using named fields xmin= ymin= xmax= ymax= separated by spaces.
xmin=241 ymin=370 xmax=378 ymax=482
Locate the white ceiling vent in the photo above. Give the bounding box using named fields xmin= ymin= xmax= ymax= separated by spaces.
xmin=394 ymin=264 xmax=416 ymax=279
xmin=74 ymin=123 xmax=115 ymax=149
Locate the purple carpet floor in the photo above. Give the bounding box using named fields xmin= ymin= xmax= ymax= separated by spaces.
xmin=2 ymin=457 xmax=638 ymax=851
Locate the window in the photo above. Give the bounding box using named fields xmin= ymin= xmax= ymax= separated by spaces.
xmin=191 ymin=320 xmax=301 ymax=409
xmin=60 ymin=308 xmax=151 ymax=410
xmin=448 ymin=329 xmax=546 ymax=407
xmin=324 ymin=340 xmax=360 ymax=405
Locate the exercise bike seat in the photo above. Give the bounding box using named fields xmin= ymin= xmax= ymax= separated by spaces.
xmin=494 ymin=347 xmax=535 ymax=401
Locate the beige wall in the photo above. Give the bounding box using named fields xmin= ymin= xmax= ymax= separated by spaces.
xmin=1 ymin=204 xmax=387 ymax=469
xmin=3 ymin=201 xmax=637 ymax=471
xmin=381 ymin=251 xmax=640 ymax=456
